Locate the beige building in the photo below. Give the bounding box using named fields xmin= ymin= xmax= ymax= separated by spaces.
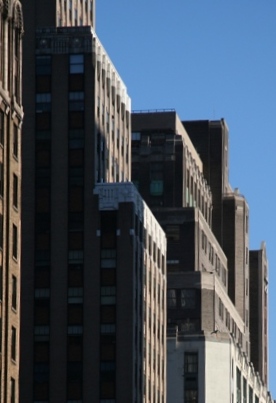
xmin=0 ymin=0 xmax=23 ymax=402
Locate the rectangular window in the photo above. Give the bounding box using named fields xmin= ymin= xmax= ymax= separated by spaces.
xmin=249 ymin=387 xmax=253 ymax=403
xmin=10 ymin=378 xmax=15 ymax=403
xmin=0 ymin=110 xmax=4 ymax=145
xmin=181 ymin=289 xmax=196 ymax=309
xmin=12 ymin=225 xmax=17 ymax=259
xmin=69 ymin=54 xmax=84 ymax=74
xmin=13 ymin=174 xmax=18 ymax=208
xmin=0 ymin=162 xmax=3 ymax=196
xmin=243 ymin=377 xmax=247 ymax=403
xmin=167 ymin=289 xmax=177 ymax=308
xmin=12 ymin=276 xmax=17 ymax=309
xmin=184 ymin=353 xmax=198 ymax=403
xmin=166 ymin=225 xmax=180 ymax=241
xmin=101 ymin=286 xmax=116 ymax=305
xmin=13 ymin=124 xmax=18 ymax=157
xmin=11 ymin=327 xmax=16 ymax=361
xmin=0 ymin=266 xmax=2 ymax=301
xmin=36 ymin=55 xmax=51 ymax=76
xmin=236 ymin=368 xmax=241 ymax=403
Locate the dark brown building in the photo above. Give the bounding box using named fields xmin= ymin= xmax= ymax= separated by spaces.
xmin=250 ymin=244 xmax=268 ymax=385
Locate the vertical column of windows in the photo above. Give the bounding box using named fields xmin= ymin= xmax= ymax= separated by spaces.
xmin=34 ymin=55 xmax=52 ymax=402
xmin=67 ymin=54 xmax=85 ymax=403
xmin=184 ymin=352 xmax=198 ymax=403
xmin=100 ymin=211 xmax=117 ymax=402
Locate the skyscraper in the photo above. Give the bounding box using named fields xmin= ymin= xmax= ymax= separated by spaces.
xmin=0 ymin=1 xmax=23 ymax=402
xmin=20 ymin=2 xmax=167 ymax=402
xmin=131 ymin=111 xmax=273 ymax=402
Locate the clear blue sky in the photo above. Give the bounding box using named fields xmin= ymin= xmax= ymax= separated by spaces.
xmin=97 ymin=0 xmax=276 ymax=394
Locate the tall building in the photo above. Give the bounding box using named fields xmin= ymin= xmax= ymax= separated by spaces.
xmin=20 ymin=2 xmax=168 ymax=403
xmin=250 ymin=243 xmax=269 ymax=386
xmin=0 ymin=1 xmax=23 ymax=402
xmin=131 ymin=111 xmax=273 ymax=402
xmin=94 ymin=182 xmax=167 ymax=403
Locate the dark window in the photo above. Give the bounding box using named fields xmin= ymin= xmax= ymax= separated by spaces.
xmin=36 ymin=112 xmax=51 ymax=131
xmin=101 ymin=211 xmax=117 ymax=248
xmin=36 ymin=188 xmax=50 ymax=213
xmin=36 ymin=75 xmax=51 ymax=93
xmin=69 ymin=91 xmax=84 ymax=111
xmin=0 ymin=214 xmax=3 ymax=249
xmin=12 ymin=225 xmax=17 ymax=259
xmin=68 ymin=231 xmax=83 ymax=250
xmin=0 ymin=162 xmax=3 ymax=196
xmin=68 ymin=335 xmax=82 ymax=361
xmin=100 ymin=380 xmax=115 ymax=399
xmin=12 ymin=276 xmax=17 ymax=309
xmin=34 ymin=341 xmax=49 ymax=362
xmin=166 ymin=225 xmax=180 ymax=241
xmin=13 ymin=125 xmax=18 ymax=157
xmin=0 ymin=266 xmax=2 ymax=301
xmin=101 ymin=305 xmax=116 ymax=324
xmin=0 ymin=110 xmax=4 ymax=145
xmin=184 ymin=353 xmax=198 ymax=403
xmin=68 ymin=304 xmax=83 ymax=325
xmin=69 ymin=111 xmax=84 ymax=129
xmin=13 ymin=174 xmax=18 ymax=208
xmin=68 ymin=264 xmax=83 ymax=287
xmin=69 ymin=187 xmax=83 ymax=212
xmin=69 ymin=54 xmax=84 ymax=74
xmin=36 ymin=56 xmax=51 ymax=76
xmin=10 ymin=378 xmax=15 ymax=403
xmin=181 ymin=289 xmax=196 ymax=309
xmin=11 ymin=327 xmax=16 ymax=361
xmin=167 ymin=289 xmax=176 ymax=308
xmin=34 ymin=301 xmax=50 ymax=326
xmin=236 ymin=368 xmax=241 ymax=403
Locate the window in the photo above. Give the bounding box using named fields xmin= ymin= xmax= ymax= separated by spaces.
xmin=184 ymin=353 xmax=198 ymax=403
xmin=13 ymin=125 xmax=18 ymax=157
xmin=11 ymin=327 xmax=16 ymax=361
xmin=236 ymin=368 xmax=241 ymax=403
xmin=131 ymin=132 xmax=141 ymax=141
xmin=36 ymin=93 xmax=51 ymax=112
xmin=70 ymin=55 xmax=84 ymax=74
xmin=12 ymin=276 xmax=17 ymax=309
xmin=166 ymin=225 xmax=180 ymax=241
xmin=0 ymin=266 xmax=2 ymax=301
xmin=36 ymin=55 xmax=51 ymax=76
xmin=167 ymin=289 xmax=176 ymax=308
xmin=0 ymin=214 xmax=2 ymax=249
xmin=150 ymin=162 xmax=163 ymax=196
xmin=69 ymin=92 xmax=84 ymax=111
xmin=243 ymin=377 xmax=247 ymax=403
xmin=10 ymin=378 xmax=15 ymax=403
xmin=0 ymin=110 xmax=4 ymax=145
xmin=68 ymin=288 xmax=83 ymax=304
xmin=181 ymin=289 xmax=196 ymax=309
xmin=0 ymin=162 xmax=3 ymax=196
xmin=13 ymin=174 xmax=18 ymax=208
xmin=101 ymin=287 xmax=116 ymax=305
xmin=12 ymin=225 xmax=17 ymax=259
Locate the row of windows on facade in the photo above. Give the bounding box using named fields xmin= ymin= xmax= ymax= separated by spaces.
xmin=144 ymin=270 xmax=165 ymax=308
xmin=201 ymin=229 xmax=227 ymax=285
xmin=218 ymin=297 xmax=245 ymax=346
xmin=186 ymin=168 xmax=211 ymax=218
xmin=167 ymin=288 xmax=196 ymax=309
xmin=236 ymin=368 xmax=260 ymax=403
